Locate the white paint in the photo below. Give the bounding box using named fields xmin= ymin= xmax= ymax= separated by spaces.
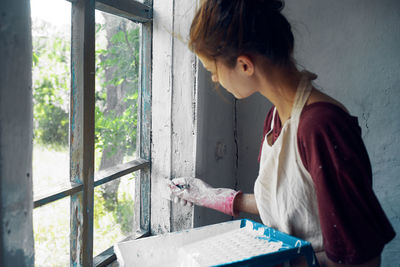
xmin=115 ymin=220 xmax=241 ymax=266
xmin=151 ymin=0 xmax=197 ymax=234
xmin=170 ymin=0 xmax=198 ymax=232
xmin=159 ymin=179 xmax=175 ymax=201
xmin=179 ymin=227 xmax=282 ymax=266
xmin=151 ymin=0 xmax=174 ymax=234
xmin=115 ymin=220 xmax=285 ymax=267
xmin=295 ymin=240 xmax=302 ymax=254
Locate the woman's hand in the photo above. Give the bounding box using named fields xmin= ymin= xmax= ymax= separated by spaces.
xmin=168 ymin=177 xmax=242 ymax=216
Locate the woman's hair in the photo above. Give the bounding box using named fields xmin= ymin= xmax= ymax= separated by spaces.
xmin=189 ymin=0 xmax=294 ymax=68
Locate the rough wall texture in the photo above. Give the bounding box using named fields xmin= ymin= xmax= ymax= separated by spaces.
xmin=194 ymin=67 xmax=237 ymax=227
xmin=235 ymin=0 xmax=400 ymax=265
xmin=235 ymin=93 xmax=271 ymax=223
xmin=151 ymin=0 xmax=197 ymax=234
xmin=0 ymin=0 xmax=35 ymax=266
xmin=151 ymin=0 xmax=238 ymax=230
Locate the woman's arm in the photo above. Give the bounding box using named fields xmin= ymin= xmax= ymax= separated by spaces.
xmin=233 ymin=193 xmax=259 ymax=215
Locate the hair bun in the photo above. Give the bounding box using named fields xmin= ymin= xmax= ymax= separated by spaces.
xmin=257 ymin=0 xmax=284 ymax=12
xmin=271 ymin=0 xmax=284 ymax=11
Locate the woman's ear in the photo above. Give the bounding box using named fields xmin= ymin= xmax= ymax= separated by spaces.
xmin=236 ymin=55 xmax=255 ymax=76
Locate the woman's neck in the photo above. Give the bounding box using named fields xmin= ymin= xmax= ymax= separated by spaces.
xmin=257 ymin=67 xmax=302 ymax=125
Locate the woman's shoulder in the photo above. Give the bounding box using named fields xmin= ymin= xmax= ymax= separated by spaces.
xmin=299 ymin=88 xmax=359 ymax=135
xmin=306 ymin=88 xmax=349 ymax=114
xmin=299 ymin=101 xmax=360 ymax=138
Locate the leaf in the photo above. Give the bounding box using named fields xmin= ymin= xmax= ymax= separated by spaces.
xmin=32 ymin=52 xmax=39 ymax=66
xmin=116 ymin=78 xmax=124 ymax=86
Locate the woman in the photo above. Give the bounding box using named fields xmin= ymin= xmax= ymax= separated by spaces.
xmin=169 ymin=0 xmax=395 ymax=266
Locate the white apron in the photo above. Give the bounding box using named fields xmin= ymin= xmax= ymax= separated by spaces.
xmin=254 ymin=71 xmax=323 ymax=252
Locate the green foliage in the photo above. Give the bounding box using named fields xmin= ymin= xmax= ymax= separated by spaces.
xmin=33 ymin=77 xmax=69 ymax=147
xmin=32 ymin=22 xmax=70 ymax=149
xmin=32 ymin=16 xmax=139 ymax=263
xmin=32 ymin=19 xmax=141 ymax=156
xmin=95 ymin=23 xmax=140 ymax=159
xmin=95 ymin=102 xmax=138 ymax=158
xmin=93 ymin=19 xmax=139 ymax=240
xmin=116 ymin=189 xmax=135 ymax=234
xmin=93 ymin=174 xmax=135 ymax=242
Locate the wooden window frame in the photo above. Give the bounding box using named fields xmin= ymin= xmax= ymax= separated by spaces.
xmin=32 ymin=0 xmax=152 ymax=265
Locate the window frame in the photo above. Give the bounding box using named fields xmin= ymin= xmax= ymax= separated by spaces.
xmin=32 ymin=0 xmax=152 ymax=265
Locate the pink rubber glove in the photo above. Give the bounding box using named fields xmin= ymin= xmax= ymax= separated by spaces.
xmin=169 ymin=177 xmax=242 ymax=217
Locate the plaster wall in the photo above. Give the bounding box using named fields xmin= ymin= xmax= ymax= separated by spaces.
xmin=151 ymin=0 xmax=198 ymax=234
xmin=235 ymin=94 xmax=271 ymax=223
xmin=0 ymin=0 xmax=34 ymax=266
xmin=194 ymin=67 xmax=237 ymax=227
xmin=235 ymin=0 xmax=400 ymax=265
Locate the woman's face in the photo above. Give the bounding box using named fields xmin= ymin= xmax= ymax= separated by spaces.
xmin=198 ymin=54 xmax=257 ymax=99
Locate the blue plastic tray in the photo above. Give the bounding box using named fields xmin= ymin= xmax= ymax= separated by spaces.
xmin=114 ymin=219 xmax=319 ymax=267
xmin=214 ymin=219 xmax=319 ymax=266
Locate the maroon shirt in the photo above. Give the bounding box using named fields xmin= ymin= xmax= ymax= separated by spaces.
xmin=260 ymin=102 xmax=395 ymax=264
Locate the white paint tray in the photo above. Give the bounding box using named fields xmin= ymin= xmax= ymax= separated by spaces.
xmin=114 ymin=219 xmax=318 ymax=267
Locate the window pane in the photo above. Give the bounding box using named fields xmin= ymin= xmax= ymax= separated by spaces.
xmin=31 ymin=0 xmax=71 ymax=197
xmin=93 ymin=172 xmax=136 ymax=256
xmin=95 ymin=11 xmax=140 ymax=172
xmin=33 ymin=197 xmax=70 ymax=266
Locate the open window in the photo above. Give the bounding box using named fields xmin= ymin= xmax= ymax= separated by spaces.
xmin=31 ymin=0 xmax=152 ymax=265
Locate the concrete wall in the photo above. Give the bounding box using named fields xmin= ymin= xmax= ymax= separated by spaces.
xmin=234 ymin=0 xmax=400 ymax=265
xmin=194 ymin=67 xmax=237 ymax=227
xmin=0 ymin=0 xmax=35 ymax=266
xmin=235 ymin=93 xmax=271 ymax=223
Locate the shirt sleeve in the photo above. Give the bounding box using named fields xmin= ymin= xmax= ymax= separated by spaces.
xmin=297 ymin=103 xmax=395 ymax=264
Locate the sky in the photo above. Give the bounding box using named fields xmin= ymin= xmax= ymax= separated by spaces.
xmin=30 ymin=0 xmax=104 ymax=27
xmin=30 ymin=0 xmax=71 ymax=26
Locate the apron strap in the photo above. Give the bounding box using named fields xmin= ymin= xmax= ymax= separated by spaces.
xmin=270 ymin=108 xmax=277 ymax=131
xmin=291 ymin=71 xmax=317 ymax=120
xmin=265 ymin=107 xmax=277 ymax=136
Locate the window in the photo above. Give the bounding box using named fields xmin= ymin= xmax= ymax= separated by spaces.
xmin=31 ymin=0 xmax=152 ymax=265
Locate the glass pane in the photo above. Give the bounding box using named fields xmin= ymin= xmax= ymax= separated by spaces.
xmin=93 ymin=173 xmax=136 ymax=256
xmin=31 ymin=0 xmax=71 ymax=197
xmin=94 ymin=11 xmax=140 ymax=172
xmin=33 ymin=197 xmax=70 ymax=266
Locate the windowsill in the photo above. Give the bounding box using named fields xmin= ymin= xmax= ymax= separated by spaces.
xmin=93 ymin=229 xmax=150 ymax=267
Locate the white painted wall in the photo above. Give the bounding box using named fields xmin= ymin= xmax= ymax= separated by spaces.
xmin=235 ymin=0 xmax=400 ymax=265
xmin=151 ymin=0 xmax=198 ymax=234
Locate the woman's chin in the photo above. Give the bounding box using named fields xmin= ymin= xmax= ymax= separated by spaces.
xmin=232 ymin=91 xmax=254 ymax=100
